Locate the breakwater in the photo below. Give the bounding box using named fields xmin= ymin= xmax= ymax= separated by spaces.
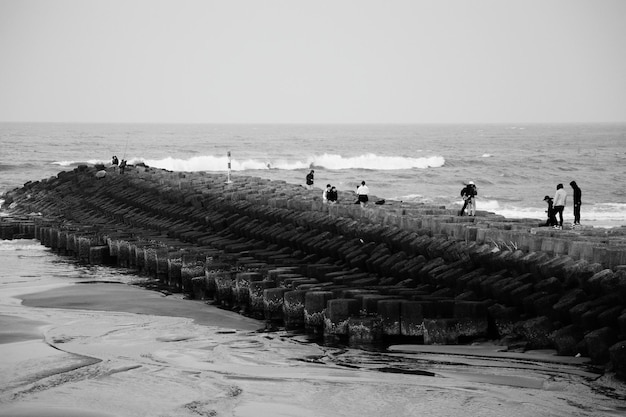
xmin=1 ymin=164 xmax=626 ymax=380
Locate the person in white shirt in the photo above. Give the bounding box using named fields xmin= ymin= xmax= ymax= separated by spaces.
xmin=553 ymin=183 xmax=567 ymax=229
xmin=357 ymin=181 xmax=369 ymax=207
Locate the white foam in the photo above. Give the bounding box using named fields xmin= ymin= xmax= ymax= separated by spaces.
xmin=399 ymin=194 xmax=423 ymax=201
xmin=475 ymin=199 xmax=501 ymax=212
xmin=52 ymin=159 xmax=106 ymax=167
xmin=0 ymin=239 xmax=45 ymax=251
xmin=139 ymin=153 xmax=446 ymax=172
xmin=487 ymin=202 xmax=626 ymax=228
xmin=51 ymin=160 xmax=75 ymax=166
xmin=312 ymin=153 xmax=445 ymax=170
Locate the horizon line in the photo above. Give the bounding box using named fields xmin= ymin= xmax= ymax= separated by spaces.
xmin=2 ymin=120 xmax=626 ymax=125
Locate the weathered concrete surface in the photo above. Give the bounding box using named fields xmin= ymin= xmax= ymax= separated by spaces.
xmin=2 ymin=164 xmax=626 ymax=380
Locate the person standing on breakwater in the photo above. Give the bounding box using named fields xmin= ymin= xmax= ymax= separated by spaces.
xmin=357 ymin=181 xmax=369 ymax=207
xmin=553 ymin=183 xmax=567 ymax=230
xmin=328 ymin=186 xmax=338 ymax=203
xmin=306 ymin=170 xmax=314 ymax=189
xmin=323 ymin=184 xmax=331 ymax=203
xmin=467 ymin=181 xmax=478 ymax=216
xmin=459 ymin=181 xmax=477 ymax=216
xmin=570 ymin=181 xmax=582 ymax=227
xmin=543 ymin=195 xmax=557 ymax=226
xmin=119 ymin=159 xmax=127 ymax=174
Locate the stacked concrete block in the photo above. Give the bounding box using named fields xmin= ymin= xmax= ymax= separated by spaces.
xmin=264 ymin=287 xmax=289 ymax=322
xmin=324 ymin=298 xmax=360 ymax=338
xmin=2 ymin=165 xmax=626 ymax=379
xmin=249 ymin=280 xmax=276 ymax=319
xmin=304 ymin=291 xmax=333 ymax=335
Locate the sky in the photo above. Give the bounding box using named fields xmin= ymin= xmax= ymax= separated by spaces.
xmin=1 ymin=0 xmax=625 ymax=124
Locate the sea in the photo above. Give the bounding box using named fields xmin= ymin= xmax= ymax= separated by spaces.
xmin=1 ymin=122 xmax=626 ymax=227
xmin=1 ymin=123 xmax=625 ymax=416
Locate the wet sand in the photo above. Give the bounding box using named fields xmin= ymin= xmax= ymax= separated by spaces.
xmin=0 ymin=315 xmax=48 ymax=344
xmin=19 ymin=282 xmax=263 ymax=332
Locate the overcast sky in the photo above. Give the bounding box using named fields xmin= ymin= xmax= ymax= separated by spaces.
xmin=1 ymin=0 xmax=625 ymax=124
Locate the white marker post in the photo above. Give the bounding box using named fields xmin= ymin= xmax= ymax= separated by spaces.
xmin=226 ymin=151 xmax=232 ymax=184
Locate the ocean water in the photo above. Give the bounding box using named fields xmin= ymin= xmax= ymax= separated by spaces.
xmin=1 ymin=122 xmax=625 ymax=227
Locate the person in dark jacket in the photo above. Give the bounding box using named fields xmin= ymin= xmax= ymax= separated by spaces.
xmin=543 ymin=195 xmax=557 ymax=226
xmin=306 ymin=170 xmax=314 ymax=189
xmin=459 ymin=185 xmax=468 ymax=216
xmin=459 ymin=181 xmax=477 ymax=216
xmin=466 ymin=181 xmax=477 ymax=216
xmin=570 ymin=181 xmax=582 ymax=226
xmin=327 ymin=186 xmax=338 ymax=203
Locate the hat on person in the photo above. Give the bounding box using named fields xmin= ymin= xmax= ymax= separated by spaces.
xmin=543 ymin=195 xmax=551 ymax=201
xmin=468 ymin=181 xmax=474 ymax=185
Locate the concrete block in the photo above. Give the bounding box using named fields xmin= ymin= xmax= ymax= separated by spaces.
xmin=584 ymin=327 xmax=618 ymax=365
xmin=190 ymin=276 xmax=208 ymax=300
xmin=517 ymin=316 xmax=554 ymax=349
xmin=488 ymin=303 xmax=519 ymax=338
xmin=263 ymin=287 xmax=289 ymax=322
xmin=553 ymin=324 xmax=585 ymax=356
xmin=400 ymin=300 xmax=426 ymax=337
xmin=454 ymin=300 xmax=489 ymax=338
xmin=423 ymin=318 xmax=459 ymax=344
xmin=304 ymin=291 xmax=333 ymax=334
xmin=235 ymin=272 xmax=263 ymax=310
xmin=324 ymin=298 xmax=360 ymax=336
xmin=551 ymin=289 xmax=586 ymax=324
xmin=214 ymin=270 xmax=237 ymax=307
xmin=89 ymin=245 xmax=110 ymax=265
xmin=283 ymin=289 xmax=307 ymax=329
xmin=609 ymin=340 xmax=626 ymax=381
xmin=348 ymin=316 xmax=383 ymax=344
xmin=377 ymin=299 xmax=402 ymax=336
xmin=249 ymin=280 xmax=276 ymax=319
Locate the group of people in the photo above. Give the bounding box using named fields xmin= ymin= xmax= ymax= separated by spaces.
xmin=306 ymin=171 xmax=370 ymax=207
xmin=307 ymin=171 xmax=583 ymax=228
xmin=457 ymin=179 xmax=583 ymax=229
xmin=543 ymin=181 xmax=582 ymax=229
xmin=112 ymin=155 xmax=127 ymax=174
xmin=322 ymin=184 xmax=339 ymax=204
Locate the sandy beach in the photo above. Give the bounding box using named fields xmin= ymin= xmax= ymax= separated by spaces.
xmin=1 ymin=268 xmax=624 ymax=417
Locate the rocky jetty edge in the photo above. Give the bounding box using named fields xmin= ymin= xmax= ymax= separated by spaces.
xmin=1 ymin=163 xmax=625 ymax=382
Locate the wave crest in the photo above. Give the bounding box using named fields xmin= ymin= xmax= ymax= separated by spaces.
xmin=139 ymin=153 xmax=445 ymax=172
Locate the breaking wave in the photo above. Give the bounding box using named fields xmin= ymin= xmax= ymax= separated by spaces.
xmin=482 ymin=201 xmax=626 ymax=228
xmin=138 ymin=153 xmax=445 ymax=172
xmin=52 ymin=159 xmax=104 ymax=167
